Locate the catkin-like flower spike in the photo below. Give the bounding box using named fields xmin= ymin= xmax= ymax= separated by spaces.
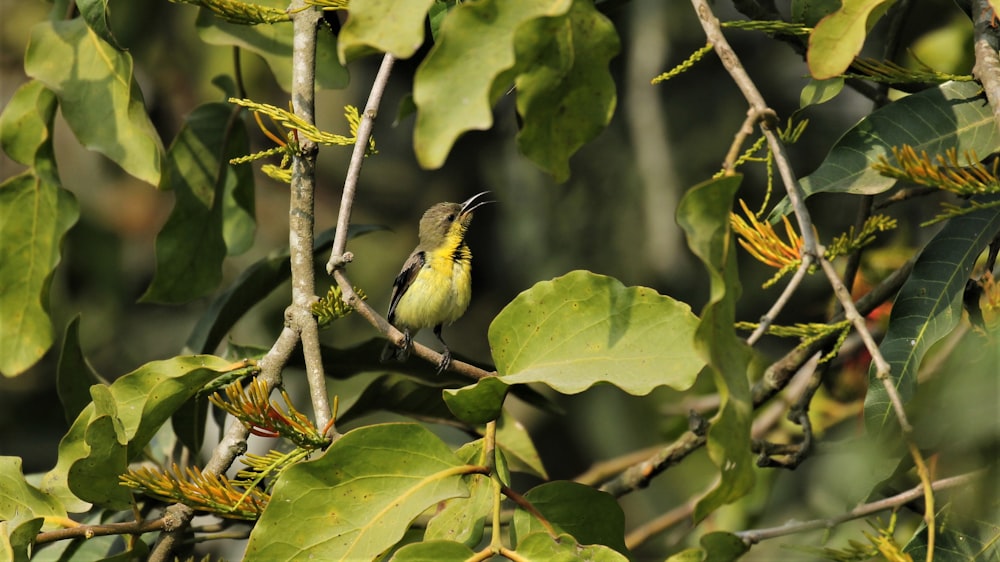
xmin=304 ymin=0 xmax=349 ymax=9
xmin=120 ymin=464 xmax=268 ymax=520
xmin=652 ymin=44 xmax=714 ymax=84
xmin=312 ymin=285 xmax=366 ymax=329
xmin=170 ymin=0 xmax=290 ymax=24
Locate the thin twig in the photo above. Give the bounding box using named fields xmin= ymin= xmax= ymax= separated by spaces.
xmin=736 ymin=472 xmax=978 ymax=545
xmin=746 ymin=255 xmax=813 ymax=345
xmin=327 ymin=53 xmax=396 ymax=272
xmin=36 ymin=518 xmax=168 ymax=545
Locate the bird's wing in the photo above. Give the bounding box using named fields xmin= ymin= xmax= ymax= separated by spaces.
xmin=387 ymin=250 xmax=426 ymax=324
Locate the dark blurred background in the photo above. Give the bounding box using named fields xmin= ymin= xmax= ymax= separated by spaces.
xmin=0 ymin=0 xmax=977 ymax=558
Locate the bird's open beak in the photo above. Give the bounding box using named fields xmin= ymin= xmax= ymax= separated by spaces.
xmin=459 ymin=191 xmax=494 ymax=216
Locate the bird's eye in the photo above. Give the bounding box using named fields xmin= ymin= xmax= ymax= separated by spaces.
xmin=446 ymin=213 xmax=456 ymax=222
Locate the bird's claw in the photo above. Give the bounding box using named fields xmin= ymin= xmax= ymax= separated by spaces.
xmin=436 ymin=349 xmax=452 ymax=374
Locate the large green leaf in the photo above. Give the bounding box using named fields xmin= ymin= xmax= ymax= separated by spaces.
xmin=244 ymin=423 xmax=470 ymax=561
xmin=0 ymin=80 xmax=79 ymax=377
xmin=337 ymin=0 xmax=435 ymax=63
xmin=195 ymin=3 xmax=347 ymax=92
xmin=770 ymin=81 xmax=1000 ymax=219
xmin=513 ymin=0 xmax=619 ymax=182
xmin=676 ymin=175 xmax=755 ymax=523
xmin=40 ymin=355 xmax=234 ymax=511
xmin=25 ymin=19 xmax=162 ymax=185
xmin=806 ymin=0 xmax=894 ymax=79
xmin=413 ymin=0 xmax=572 ymax=169
xmin=490 ymin=270 xmax=703 ymax=395
xmin=511 ymin=481 xmax=628 ymax=555
xmin=141 ymin=102 xmax=253 ymax=303
xmin=864 ymin=203 xmax=1000 ymax=434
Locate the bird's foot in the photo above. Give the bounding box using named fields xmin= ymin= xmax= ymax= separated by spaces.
xmin=436 ymin=348 xmax=452 ymax=374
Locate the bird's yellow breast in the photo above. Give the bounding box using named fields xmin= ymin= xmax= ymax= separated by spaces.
xmin=390 ymin=244 xmax=472 ymax=331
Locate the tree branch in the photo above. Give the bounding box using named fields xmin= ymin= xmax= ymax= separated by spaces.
xmin=735 ymin=472 xmax=979 ymax=545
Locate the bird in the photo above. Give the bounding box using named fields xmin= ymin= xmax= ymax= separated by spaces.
xmin=380 ymin=191 xmax=493 ymax=372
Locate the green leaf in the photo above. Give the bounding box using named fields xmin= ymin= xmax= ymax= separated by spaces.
xmin=512 ymin=481 xmax=627 ymax=555
xmin=195 ymin=4 xmax=348 ymax=92
xmin=771 ymin=81 xmax=1000 ymax=219
xmin=490 ymin=270 xmax=703 ymax=395
xmin=0 ymin=81 xmax=79 ymax=377
xmin=904 ymin=504 xmax=1000 ymax=561
xmin=424 ymin=442 xmax=492 ymax=547
xmin=337 ymin=0 xmax=435 ymax=63
xmin=864 ymin=202 xmax=1000 ymax=434
xmin=25 ymin=19 xmax=162 ymax=185
xmin=413 ymin=0 xmax=572 ymax=169
xmin=676 ymin=175 xmax=755 ymax=523
xmin=390 ymin=540 xmax=476 ymax=561
xmin=57 ymin=316 xmax=108 ymax=425
xmin=513 ymin=532 xmax=629 ymax=561
xmin=443 ymin=376 xmax=509 ymax=424
xmin=41 ymin=355 xmax=234 ymax=510
xmin=0 ymin=80 xmax=55 ymax=166
xmin=0 ymin=457 xmax=66 ymax=521
xmin=513 ymin=0 xmax=619 ymax=182
xmin=807 ymin=0 xmax=894 ymax=80
xmin=141 ymin=102 xmax=253 ymax=303
xmin=245 ymin=423 xmax=470 ymax=561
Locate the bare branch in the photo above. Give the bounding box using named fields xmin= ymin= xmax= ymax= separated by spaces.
xmin=736 ymin=472 xmax=979 ymax=545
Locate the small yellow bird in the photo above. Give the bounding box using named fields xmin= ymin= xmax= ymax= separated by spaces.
xmin=381 ymin=191 xmax=493 ymax=371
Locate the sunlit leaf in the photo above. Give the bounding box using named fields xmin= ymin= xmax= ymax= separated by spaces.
xmin=245 ymin=423 xmax=470 ymax=561
xmin=490 ymin=270 xmax=703 ymax=395
xmin=865 ymin=202 xmax=1000 ymax=434
xmin=771 ymin=81 xmax=1000 ymax=219
xmin=337 ymin=0 xmax=435 ymax=63
xmin=513 ymin=0 xmax=619 ymax=181
xmin=495 ymin=410 xmax=547 ymax=479
xmin=41 ymin=356 xmax=234 ymax=511
xmin=807 ymin=0 xmax=894 ymax=80
xmin=0 ymin=80 xmax=79 ymax=377
xmin=413 ymin=0 xmax=572 ymax=169
xmin=0 ymin=457 xmax=65 ymax=522
xmin=676 ymin=175 xmax=755 ymax=523
xmin=25 ymin=19 xmax=162 ymax=185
